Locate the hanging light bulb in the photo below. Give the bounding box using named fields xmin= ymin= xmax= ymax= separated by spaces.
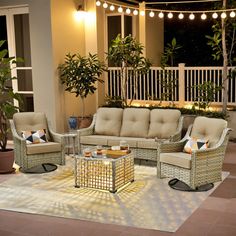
xmin=158 ymin=12 xmax=164 ymax=18
xmin=167 ymin=12 xmax=173 ymax=19
xmin=189 ymin=13 xmax=195 ymax=20
xmin=201 ymin=13 xmax=207 ymax=20
xmin=126 ymin=8 xmax=131 ymax=14
xmin=178 ymin=13 xmax=184 ymax=19
xmin=96 ymin=1 xmax=101 ymax=7
xmin=103 ymin=2 xmax=108 ymax=9
xmin=212 ymin=12 xmax=218 ymax=19
xmin=118 ymin=6 xmax=123 ymax=13
xmin=110 ymin=5 xmax=115 ymax=11
xmin=149 ymin=11 xmax=155 ymax=18
xmin=133 ymin=9 xmax=138 ymax=15
xmin=230 ymin=11 xmax=236 ymax=18
xmin=221 ymin=12 xmax=227 ymax=19
xmin=140 ymin=10 xmax=145 ymax=16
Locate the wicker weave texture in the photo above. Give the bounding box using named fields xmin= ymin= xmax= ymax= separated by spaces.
xmin=75 ymin=153 xmax=134 ymax=192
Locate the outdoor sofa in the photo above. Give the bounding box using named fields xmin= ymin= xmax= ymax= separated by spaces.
xmin=77 ymin=107 xmax=183 ymax=162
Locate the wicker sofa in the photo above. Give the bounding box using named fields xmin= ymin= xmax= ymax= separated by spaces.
xmin=78 ymin=107 xmax=183 ymax=162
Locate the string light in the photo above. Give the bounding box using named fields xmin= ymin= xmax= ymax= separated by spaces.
xmin=158 ymin=12 xmax=164 ymax=18
xmin=230 ymin=11 xmax=236 ymax=18
xmin=149 ymin=11 xmax=155 ymax=17
xmin=189 ymin=13 xmax=195 ymax=20
xmin=118 ymin=6 xmax=123 ymax=13
xmin=133 ymin=9 xmax=138 ymax=15
xmin=95 ymin=0 xmax=236 ymax=20
xmin=140 ymin=10 xmax=145 ymax=16
xmin=178 ymin=13 xmax=184 ymax=19
xmin=96 ymin=0 xmax=101 ymax=7
xmin=103 ymin=2 xmax=108 ymax=9
xmin=221 ymin=12 xmax=227 ymax=19
xmin=201 ymin=13 xmax=207 ymax=20
xmin=110 ymin=5 xmax=115 ymax=11
xmin=168 ymin=12 xmax=173 ymax=19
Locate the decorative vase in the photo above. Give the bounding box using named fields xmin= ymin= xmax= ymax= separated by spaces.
xmin=68 ymin=116 xmax=78 ymax=130
xmin=78 ymin=116 xmax=93 ymax=129
xmin=0 ymin=149 xmax=15 ymax=174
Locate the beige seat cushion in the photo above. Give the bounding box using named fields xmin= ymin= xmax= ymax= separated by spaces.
xmin=191 ymin=116 xmax=227 ymax=147
xmin=26 ymin=142 xmax=61 ymax=155
xmin=80 ymin=135 xmax=110 ymax=146
xmin=120 ymin=108 xmax=150 ymax=138
xmin=94 ymin=108 xmax=123 ymax=136
xmin=13 ymin=112 xmax=50 ymax=141
xmin=160 ymin=152 xmax=191 ymax=169
xmin=148 ymin=109 xmax=181 ymax=139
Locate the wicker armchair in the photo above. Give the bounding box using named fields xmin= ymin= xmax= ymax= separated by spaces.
xmin=10 ymin=112 xmax=66 ymax=171
xmin=157 ymin=116 xmax=231 ymax=190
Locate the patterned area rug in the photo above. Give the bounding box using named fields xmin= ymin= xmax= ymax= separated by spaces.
xmin=0 ymin=156 xmax=228 ymax=232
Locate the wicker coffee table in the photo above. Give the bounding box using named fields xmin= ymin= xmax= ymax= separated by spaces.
xmin=74 ymin=151 xmax=134 ymax=193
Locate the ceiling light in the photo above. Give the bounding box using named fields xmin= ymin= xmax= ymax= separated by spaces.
xmin=133 ymin=9 xmax=138 ymax=15
xmin=201 ymin=13 xmax=207 ymax=20
xmin=126 ymin=8 xmax=131 ymax=14
xmin=167 ymin=12 xmax=173 ymax=19
xmin=158 ymin=12 xmax=164 ymax=18
xmin=178 ymin=13 xmax=184 ymax=19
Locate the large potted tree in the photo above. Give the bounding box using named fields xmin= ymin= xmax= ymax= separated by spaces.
xmin=0 ymin=40 xmax=22 ymax=173
xmin=59 ymin=53 xmax=106 ymax=128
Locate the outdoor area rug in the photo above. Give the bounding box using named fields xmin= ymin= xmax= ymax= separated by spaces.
xmin=0 ymin=156 xmax=229 ymax=232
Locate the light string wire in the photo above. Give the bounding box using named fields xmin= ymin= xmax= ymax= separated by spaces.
xmin=146 ymin=0 xmax=222 ymax=4
xmin=97 ymin=0 xmax=236 ymax=14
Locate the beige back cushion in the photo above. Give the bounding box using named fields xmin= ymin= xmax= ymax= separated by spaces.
xmin=148 ymin=109 xmax=181 ymax=138
xmin=13 ymin=112 xmax=50 ymax=140
xmin=191 ymin=116 xmax=227 ymax=147
xmin=94 ymin=108 xmax=123 ymax=136
xmin=120 ymin=108 xmax=150 ymax=138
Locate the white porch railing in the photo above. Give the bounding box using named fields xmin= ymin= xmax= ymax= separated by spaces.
xmin=106 ymin=63 xmax=236 ymax=106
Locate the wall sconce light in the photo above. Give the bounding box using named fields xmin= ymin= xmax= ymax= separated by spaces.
xmin=74 ymin=1 xmax=86 ymax=22
xmin=77 ymin=4 xmax=85 ymax=13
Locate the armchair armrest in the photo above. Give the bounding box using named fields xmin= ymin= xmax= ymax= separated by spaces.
xmin=48 ymin=128 xmax=65 ymax=145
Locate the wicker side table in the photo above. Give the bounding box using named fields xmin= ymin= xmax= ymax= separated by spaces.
xmin=74 ymin=152 xmax=134 ymax=193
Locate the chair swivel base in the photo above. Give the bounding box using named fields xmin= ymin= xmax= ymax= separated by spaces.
xmin=168 ymin=178 xmax=214 ymax=192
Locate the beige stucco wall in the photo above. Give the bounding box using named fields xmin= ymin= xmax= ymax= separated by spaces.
xmin=50 ymin=0 xmax=86 ymax=132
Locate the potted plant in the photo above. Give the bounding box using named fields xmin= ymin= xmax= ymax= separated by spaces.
xmin=59 ymin=53 xmax=106 ymax=128
xmin=0 ymin=40 xmax=22 ymax=173
xmin=107 ymin=34 xmax=151 ymax=106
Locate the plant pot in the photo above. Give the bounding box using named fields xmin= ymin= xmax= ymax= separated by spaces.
xmin=68 ymin=116 xmax=78 ymax=130
xmin=0 ymin=149 xmax=15 ymax=174
xmin=78 ymin=116 xmax=92 ymax=129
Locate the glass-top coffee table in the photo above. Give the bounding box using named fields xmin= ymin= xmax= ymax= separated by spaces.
xmin=74 ymin=150 xmax=134 ymax=193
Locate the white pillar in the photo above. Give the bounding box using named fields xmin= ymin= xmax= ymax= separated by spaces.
xmin=139 ymin=1 xmax=146 ymax=56
xmin=178 ymin=63 xmax=185 ymax=107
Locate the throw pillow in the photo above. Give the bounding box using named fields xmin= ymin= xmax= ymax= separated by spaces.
xmin=22 ymin=129 xmax=48 ymax=144
xmin=183 ymin=137 xmax=209 ymax=154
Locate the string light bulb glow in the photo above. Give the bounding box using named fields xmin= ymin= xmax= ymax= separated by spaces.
xmin=158 ymin=12 xmax=164 ymax=18
xmin=149 ymin=11 xmax=155 ymax=17
xmin=103 ymin=2 xmax=108 ymax=9
xmin=221 ymin=12 xmax=227 ymax=19
xmin=201 ymin=13 xmax=207 ymax=20
xmin=110 ymin=5 xmax=115 ymax=11
xmin=230 ymin=11 xmax=236 ymax=18
xmin=96 ymin=0 xmax=101 ymax=7
xmin=118 ymin=6 xmax=123 ymax=13
xmin=126 ymin=8 xmax=131 ymax=14
xmin=140 ymin=10 xmax=145 ymax=16
xmin=167 ymin=12 xmax=173 ymax=19
xmin=189 ymin=13 xmax=195 ymax=20
xmin=133 ymin=9 xmax=138 ymax=15
xmin=178 ymin=13 xmax=184 ymax=19
xmin=212 ymin=12 xmax=218 ymax=19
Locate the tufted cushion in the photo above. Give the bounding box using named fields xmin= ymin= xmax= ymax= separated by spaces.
xmin=94 ymin=108 xmax=123 ymax=136
xmin=191 ymin=116 xmax=227 ymax=147
xmin=13 ymin=112 xmax=50 ymax=140
xmin=120 ymin=108 xmax=150 ymax=138
xmin=148 ymin=109 xmax=181 ymax=138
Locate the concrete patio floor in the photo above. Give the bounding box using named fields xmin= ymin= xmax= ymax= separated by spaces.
xmin=0 ymin=142 xmax=235 ymax=236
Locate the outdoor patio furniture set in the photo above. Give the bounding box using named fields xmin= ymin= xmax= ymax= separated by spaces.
xmin=9 ymin=109 xmax=231 ymax=191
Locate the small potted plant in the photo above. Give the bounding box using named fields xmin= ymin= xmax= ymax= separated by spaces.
xmin=59 ymin=53 xmax=106 ymax=128
xmin=0 ymin=40 xmax=22 ymax=173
